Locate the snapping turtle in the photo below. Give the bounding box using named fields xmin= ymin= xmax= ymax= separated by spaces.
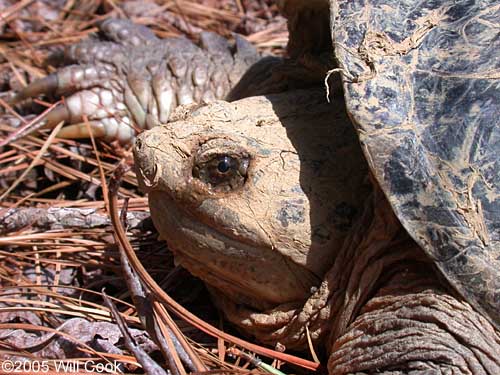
xmin=12 ymin=0 xmax=500 ymax=373
xmin=135 ymin=89 xmax=500 ymax=373
xmin=133 ymin=0 xmax=500 ymax=373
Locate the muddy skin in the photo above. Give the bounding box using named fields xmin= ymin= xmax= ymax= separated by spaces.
xmin=134 ymin=87 xmax=371 ymax=311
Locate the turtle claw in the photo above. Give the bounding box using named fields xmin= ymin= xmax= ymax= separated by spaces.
xmin=56 ymin=117 xmax=135 ymax=143
xmin=44 ymin=104 xmax=71 ymax=127
xmin=14 ymin=65 xmax=113 ymax=104
xmin=56 ymin=121 xmax=107 ymax=140
xmin=98 ymin=18 xmax=158 ymax=47
xmin=11 ymin=65 xmax=132 ymax=143
xmin=12 ymin=74 xmax=59 ymax=104
xmin=10 ymin=73 xmax=138 ymax=144
xmin=10 ymin=85 xmax=135 ymax=145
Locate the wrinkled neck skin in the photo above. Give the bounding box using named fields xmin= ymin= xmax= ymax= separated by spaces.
xmin=214 ymin=184 xmax=408 ymax=348
xmin=219 ymin=184 xmax=500 ymax=374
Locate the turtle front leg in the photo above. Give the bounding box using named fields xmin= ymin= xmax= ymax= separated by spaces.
xmin=11 ymin=19 xmax=261 ymax=144
xmin=328 ymin=251 xmax=500 ymax=374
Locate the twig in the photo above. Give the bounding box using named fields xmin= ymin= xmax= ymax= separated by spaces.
xmin=0 ymin=121 xmax=63 ymax=202
xmin=103 ymin=290 xmax=165 ymax=375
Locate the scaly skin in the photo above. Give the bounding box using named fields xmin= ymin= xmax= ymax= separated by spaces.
xmin=13 ymin=18 xmax=263 ymax=143
xmin=12 ymin=18 xmax=327 ymax=145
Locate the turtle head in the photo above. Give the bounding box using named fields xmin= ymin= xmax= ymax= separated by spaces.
xmin=134 ymin=90 xmax=370 ymax=309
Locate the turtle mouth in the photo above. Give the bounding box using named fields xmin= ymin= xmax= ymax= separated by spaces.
xmin=148 ymin=190 xmax=317 ymax=305
xmin=148 ymin=190 xmax=263 ymax=252
xmin=148 ymin=189 xmax=265 ymax=281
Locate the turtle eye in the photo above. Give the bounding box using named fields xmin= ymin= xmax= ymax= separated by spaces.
xmin=216 ymin=156 xmax=232 ymax=173
xmin=193 ymin=154 xmax=249 ymax=191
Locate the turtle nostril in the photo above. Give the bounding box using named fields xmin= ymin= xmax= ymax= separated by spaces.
xmin=134 ymin=137 xmax=143 ymax=151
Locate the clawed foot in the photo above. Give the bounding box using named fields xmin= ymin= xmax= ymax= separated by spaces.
xmin=11 ymin=18 xmax=260 ymax=144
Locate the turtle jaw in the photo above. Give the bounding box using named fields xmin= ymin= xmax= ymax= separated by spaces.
xmin=147 ymin=189 xmax=316 ymax=308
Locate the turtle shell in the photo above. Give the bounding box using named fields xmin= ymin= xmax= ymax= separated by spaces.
xmin=331 ymin=0 xmax=499 ymax=328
